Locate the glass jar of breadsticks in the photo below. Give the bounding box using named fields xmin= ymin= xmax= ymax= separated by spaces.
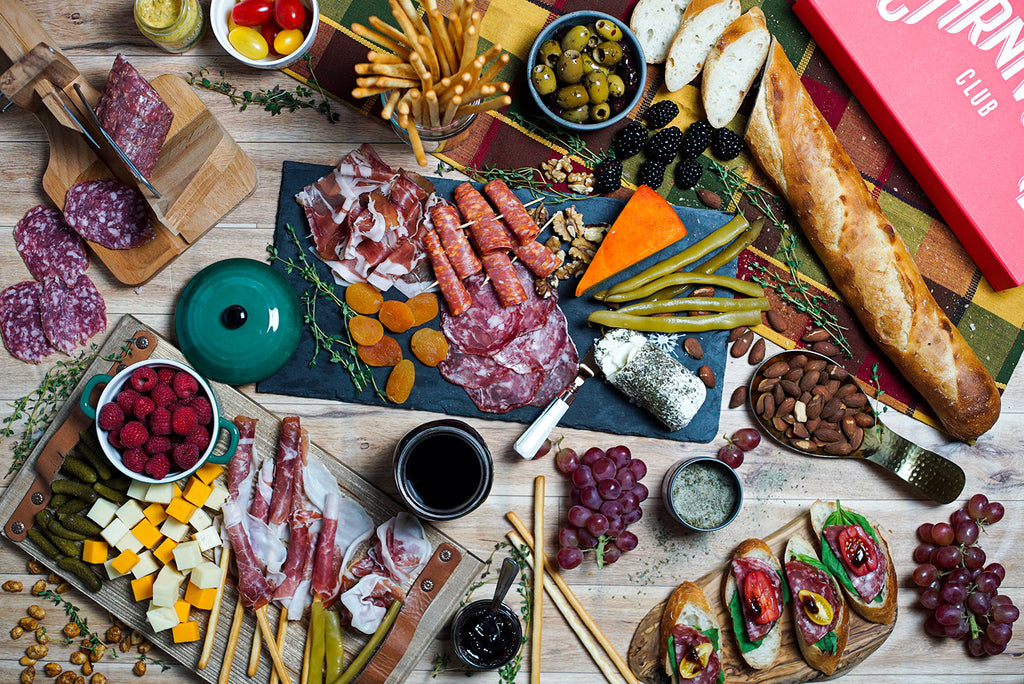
xmin=350 ymin=0 xmax=512 ymax=165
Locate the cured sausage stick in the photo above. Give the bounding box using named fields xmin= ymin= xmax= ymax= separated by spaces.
xmin=744 ymin=39 xmax=1000 ymax=441
xmin=453 ymin=182 xmax=514 ymax=254
xmin=480 ymin=252 xmax=527 ymax=307
xmin=423 ymin=230 xmax=473 ymax=315
xmin=513 ymin=240 xmax=561 ymax=278
xmin=484 ymin=178 xmax=540 ymax=242
xmin=430 ymin=204 xmax=482 ymax=279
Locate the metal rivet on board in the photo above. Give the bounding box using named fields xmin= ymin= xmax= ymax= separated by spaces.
xmin=421 ymin=579 xmax=435 ymax=592
xmin=439 ymin=548 xmax=452 ymax=562
xmin=116 ymin=363 xmax=127 ymax=374
xmin=31 ymin=492 xmax=44 ymax=505
xmin=11 ymin=521 xmax=24 ymax=535
xmin=135 ymin=336 xmax=150 ymax=349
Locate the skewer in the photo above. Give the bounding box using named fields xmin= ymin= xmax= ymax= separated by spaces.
xmin=269 ymin=607 xmax=290 ymax=684
xmin=256 ymin=605 xmax=294 ymax=684
xmin=531 ymin=476 xmax=545 ymax=684
xmin=219 ymin=595 xmax=246 ymax=684
xmin=456 ymin=196 xmax=544 ymax=229
xmin=198 ymin=547 xmax=232 ymax=669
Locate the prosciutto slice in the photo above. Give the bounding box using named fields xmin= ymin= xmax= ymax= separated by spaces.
xmin=222 ymin=500 xmax=274 ymax=609
xmin=340 ymin=574 xmax=402 ymax=635
xmin=228 ymin=417 xmax=257 ymax=515
xmin=267 ymin=417 xmax=303 ymax=529
xmin=375 ymin=513 xmax=431 ymax=581
xmin=273 ymin=452 xmax=322 ymax=618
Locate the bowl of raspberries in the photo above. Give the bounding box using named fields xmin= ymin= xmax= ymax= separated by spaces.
xmin=79 ymin=359 xmax=238 ymax=483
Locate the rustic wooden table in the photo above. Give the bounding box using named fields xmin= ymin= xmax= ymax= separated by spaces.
xmin=0 ymin=2 xmax=1021 ymax=682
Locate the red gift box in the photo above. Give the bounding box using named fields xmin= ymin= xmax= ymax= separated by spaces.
xmin=793 ymin=0 xmax=1024 ymax=291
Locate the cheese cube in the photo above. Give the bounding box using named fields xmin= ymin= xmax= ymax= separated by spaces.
xmin=127 ymin=480 xmax=149 ymax=501
xmin=100 ymin=518 xmax=129 ymax=546
xmin=194 ymin=462 xmax=225 ymax=485
xmin=115 ymin=500 xmax=146 ymax=528
xmin=144 ymin=483 xmax=174 ymax=504
xmin=185 ymin=582 xmax=217 ymax=610
xmin=152 ymin=565 xmax=184 ymax=607
xmin=174 ymin=598 xmax=191 ymax=623
xmin=143 ymin=503 xmax=168 ymax=526
xmin=189 ymin=561 xmax=222 ymax=590
xmin=173 ymin=482 xmax=183 ymax=498
xmin=131 ymin=574 xmax=156 ymax=601
xmin=114 ymin=529 xmax=143 ymax=555
xmin=153 ymin=538 xmax=179 ymax=565
xmin=172 ymin=620 xmax=200 ymax=643
xmin=131 ymin=551 xmax=160 ymax=579
xmin=110 ymin=549 xmax=141 ymax=575
xmin=103 ymin=559 xmax=125 ymax=580
xmin=131 ymin=519 xmax=162 ymax=549
xmin=88 ymin=499 xmax=119 ymax=528
xmin=172 ymin=540 xmax=203 ymax=571
xmin=161 ymin=518 xmax=190 ymax=543
xmin=166 ymin=497 xmax=197 ymax=524
xmin=82 ymin=540 xmax=108 ymax=565
xmin=189 ymin=508 xmax=212 ymax=532
xmin=204 ymin=483 xmax=229 ymax=512
xmin=182 ymin=478 xmax=212 ymax=507
xmin=146 ymin=603 xmax=180 ymax=632
xmin=193 ymin=526 xmax=222 ymax=553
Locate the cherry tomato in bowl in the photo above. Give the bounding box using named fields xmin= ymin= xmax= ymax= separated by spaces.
xmin=261 ymin=19 xmax=282 ymax=55
xmin=228 ymin=26 xmax=270 ymax=61
xmin=274 ymin=29 xmax=305 ymax=56
xmin=274 ymin=0 xmax=306 ymax=30
xmin=231 ymin=0 xmax=272 ymax=27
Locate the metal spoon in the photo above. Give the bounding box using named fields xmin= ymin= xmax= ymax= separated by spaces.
xmin=749 ymin=350 xmax=965 ymax=504
xmin=491 ymin=557 xmax=520 ymax=612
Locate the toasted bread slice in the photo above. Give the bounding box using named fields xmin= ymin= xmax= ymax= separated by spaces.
xmin=701 ymin=7 xmax=771 ymax=128
xmin=630 ymin=0 xmax=692 ymax=64
xmin=784 ymin=534 xmax=849 ymax=675
xmin=660 ymin=581 xmax=719 ymax=677
xmin=810 ymin=500 xmax=898 ymax=624
xmin=722 ymin=538 xmax=782 ymax=669
xmin=664 ymin=0 xmax=741 ymax=92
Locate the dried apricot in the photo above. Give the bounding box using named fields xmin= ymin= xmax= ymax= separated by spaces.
xmin=345 ymin=283 xmax=383 ymax=315
xmin=357 ymin=336 xmax=402 ymax=367
xmin=386 ymin=360 xmax=415 ymax=403
xmin=410 ymin=328 xmax=449 ymax=367
xmin=348 ymin=316 xmax=384 ymax=346
xmin=378 ymin=300 xmax=416 ymax=333
xmin=407 ymin=292 xmax=439 ymax=326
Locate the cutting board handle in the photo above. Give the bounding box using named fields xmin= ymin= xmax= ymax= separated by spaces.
xmin=0 ymin=0 xmax=64 ymax=66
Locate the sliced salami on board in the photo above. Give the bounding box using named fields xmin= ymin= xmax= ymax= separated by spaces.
xmin=64 ymin=179 xmax=154 ymax=250
xmin=14 ymin=205 xmax=89 ymax=285
xmin=39 ymin=275 xmax=107 ymax=355
xmin=0 ymin=281 xmax=54 ymax=363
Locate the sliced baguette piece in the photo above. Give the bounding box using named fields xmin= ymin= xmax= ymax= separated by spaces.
xmin=721 ymin=538 xmax=782 ymax=669
xmin=701 ymin=7 xmax=771 ymax=128
xmin=664 ymin=0 xmax=741 ymax=92
xmin=659 ymin=581 xmax=719 ymax=677
xmin=809 ymin=500 xmax=898 ymax=624
xmin=784 ymin=534 xmax=849 ymax=675
xmin=630 ymin=0 xmax=692 ymax=64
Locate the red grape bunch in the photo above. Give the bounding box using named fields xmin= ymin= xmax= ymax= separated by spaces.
xmin=716 ymin=428 xmax=761 ymax=469
xmin=553 ymin=445 xmax=648 ymax=570
xmin=912 ymin=493 xmax=1018 ymax=656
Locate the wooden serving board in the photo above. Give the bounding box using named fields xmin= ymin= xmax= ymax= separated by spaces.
xmin=627 ymin=513 xmax=896 ymax=683
xmin=0 ymin=315 xmax=484 ymax=684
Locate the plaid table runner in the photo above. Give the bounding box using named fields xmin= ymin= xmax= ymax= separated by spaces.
xmin=282 ymin=0 xmax=1024 ymax=432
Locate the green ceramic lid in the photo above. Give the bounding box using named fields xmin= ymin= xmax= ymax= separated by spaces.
xmin=175 ymin=259 xmax=301 ymax=385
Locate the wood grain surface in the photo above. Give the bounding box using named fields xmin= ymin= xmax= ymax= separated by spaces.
xmin=0 ymin=3 xmax=1022 ymax=683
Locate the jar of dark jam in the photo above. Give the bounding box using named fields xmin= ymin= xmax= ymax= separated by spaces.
xmin=450 ymin=599 xmax=523 ymax=670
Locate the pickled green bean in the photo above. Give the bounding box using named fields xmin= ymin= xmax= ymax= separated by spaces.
xmin=306 ymin=598 xmax=325 ymax=684
xmin=618 ymin=296 xmax=770 ymax=316
xmin=333 ymin=600 xmax=402 ymax=684
xmin=602 ymin=272 xmax=763 ymax=303
xmin=323 ymin=606 xmax=343 ymax=682
xmin=588 ymin=309 xmax=763 ymax=332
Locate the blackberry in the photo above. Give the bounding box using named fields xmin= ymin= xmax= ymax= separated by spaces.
xmin=612 ymin=122 xmax=648 ymax=160
xmin=679 ymin=120 xmax=714 ymax=159
xmin=675 ymin=159 xmax=703 ymax=190
xmin=644 ymin=100 xmax=679 ymax=130
xmin=711 ymin=127 xmax=744 ymax=160
xmin=645 ymin=126 xmax=682 ymax=163
xmin=637 ymin=159 xmax=667 ymax=190
xmin=593 ymin=157 xmax=623 ymax=194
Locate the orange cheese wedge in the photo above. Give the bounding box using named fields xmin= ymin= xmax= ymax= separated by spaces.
xmin=575 ymin=185 xmax=687 ymax=296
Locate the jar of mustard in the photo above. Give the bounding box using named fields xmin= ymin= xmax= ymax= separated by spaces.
xmin=134 ymin=0 xmax=206 ymax=53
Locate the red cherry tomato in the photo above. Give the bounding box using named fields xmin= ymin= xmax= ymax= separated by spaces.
xmin=261 ymin=19 xmax=282 ymax=55
xmin=743 ymin=570 xmax=781 ymax=625
xmin=273 ymin=0 xmax=306 ymax=31
xmin=232 ymin=0 xmax=272 ymax=27
xmin=837 ymin=525 xmax=879 ymax=577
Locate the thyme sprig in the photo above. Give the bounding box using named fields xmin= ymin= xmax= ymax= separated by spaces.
xmin=38 ymin=589 xmax=107 ymax=655
xmin=506 ymin=110 xmax=608 ymax=167
xmin=266 ymin=225 xmax=385 ymax=401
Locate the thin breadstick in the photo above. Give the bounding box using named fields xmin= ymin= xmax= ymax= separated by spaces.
xmin=381 ymin=89 xmax=401 ymax=120
xmin=300 ymin=619 xmax=312 ymax=684
xmin=417 ymin=33 xmax=441 ymax=83
xmin=477 ymin=43 xmax=502 ymax=68
xmin=460 ymin=3 xmax=475 ymax=42
xmin=425 ymin=89 xmax=441 ymax=127
xmin=423 ymin=0 xmax=437 ymax=11
xmin=367 ymin=16 xmax=413 ymax=48
xmin=448 ymin=12 xmax=463 ymax=61
xmin=248 ymin=616 xmax=261 ymax=675
xmin=390 ymin=0 xmax=421 ymax=47
xmin=198 ymin=548 xmax=232 ymax=669
xmin=460 ymin=22 xmax=479 ymax=72
xmin=255 ymin=606 xmax=292 ymax=684
xmin=357 ymin=75 xmax=419 ymax=89
xmin=460 ymin=82 xmax=496 ymax=103
xmin=398 ymin=0 xmax=432 ymax=40
xmin=355 ymin=63 xmax=417 ymax=78
xmin=456 ymin=94 xmax=510 ymax=117
xmin=480 ymin=52 xmax=510 ymax=85
xmin=367 ymin=50 xmax=405 ymax=64
xmin=409 ymin=88 xmax=423 ymax=123
xmin=352 ymin=85 xmax=398 ymax=98
xmin=409 ymin=50 xmax=434 ymax=92
xmin=507 ymin=531 xmax=621 ymax=684
xmin=353 ymin=22 xmax=411 ymax=57
xmin=218 ymin=596 xmax=246 ymax=684
xmin=439 ymin=83 xmax=464 ymax=109
xmin=507 ymin=512 xmax=640 ymax=684
xmin=428 ymin=9 xmax=456 ymax=77
xmin=268 ymin=607 xmax=289 ymax=684
xmin=531 ymin=476 xmax=544 ymax=684
xmin=442 ymin=95 xmax=461 ymax=125
xmin=398 ymin=102 xmax=428 ymax=166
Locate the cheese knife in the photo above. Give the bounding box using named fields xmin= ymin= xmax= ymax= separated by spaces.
xmin=514 ymin=345 xmax=598 ymax=459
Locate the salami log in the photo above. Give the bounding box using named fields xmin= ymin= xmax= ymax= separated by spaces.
xmin=0 ymin=281 xmax=54 ymax=363
xmin=14 ymin=206 xmax=88 ymax=285
xmin=483 ymin=178 xmax=540 ymax=242
xmin=429 ymin=205 xmax=482 ymax=279
xmin=39 ymin=275 xmax=107 ymax=355
xmin=64 ymin=180 xmax=154 ymax=250
xmin=453 ymin=182 xmax=513 ymax=254
xmin=423 ymin=230 xmax=472 ymax=316
xmin=480 ymin=252 xmax=527 ymax=307
xmin=512 ymin=240 xmax=561 ymax=278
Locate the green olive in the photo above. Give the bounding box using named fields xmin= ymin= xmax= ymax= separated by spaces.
xmin=556 ymin=84 xmax=590 ymax=109
xmin=586 ymin=30 xmax=601 ymax=50
xmin=556 ymin=49 xmax=584 ymax=85
xmin=593 ymin=41 xmax=623 ymax=66
xmin=560 ymin=25 xmax=592 ymax=53
xmin=538 ymin=39 xmax=561 ymax=68
xmin=581 ymin=52 xmax=608 ymax=75
xmin=594 ymin=19 xmax=623 ymax=42
xmin=561 ymin=104 xmax=590 ymax=123
xmin=607 ymin=74 xmax=625 ymax=98
xmin=531 ymin=65 xmax=557 ymax=96
xmin=589 ymin=102 xmax=611 ymax=122
xmin=583 ymin=71 xmax=609 ymax=104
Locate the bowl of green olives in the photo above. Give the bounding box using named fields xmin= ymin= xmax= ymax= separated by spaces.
xmin=526 ymin=11 xmax=645 ymax=131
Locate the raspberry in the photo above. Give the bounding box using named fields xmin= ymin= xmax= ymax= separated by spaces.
xmin=144 ymin=435 xmax=172 ymax=456
xmin=675 ymin=159 xmax=703 ymax=189
xmin=150 ymin=383 xmax=176 ymax=408
xmin=166 ymin=402 xmax=182 ymax=414
xmin=172 ymin=443 xmax=200 ymax=470
xmin=190 ymin=397 xmax=213 ymax=426
xmin=122 ymin=448 xmax=147 ymax=473
xmin=644 ymin=100 xmax=680 ymax=130
xmin=130 ymin=367 xmax=158 ymax=393
xmin=172 ymin=372 xmax=199 ymax=400
xmin=150 ymin=407 xmax=172 ymax=436
xmin=108 ymin=429 xmax=123 ymax=450
xmin=119 ymin=421 xmax=149 ymax=448
xmin=186 ymin=427 xmax=211 ymax=452
xmin=115 ymin=388 xmax=140 ymax=414
xmin=711 ymin=127 xmax=744 ymax=160
xmin=97 ymin=403 xmax=125 ymax=431
xmin=145 ymin=454 xmax=171 ymax=480
xmin=133 ymin=396 xmax=155 ymax=420
xmin=172 ymin=407 xmax=198 ymax=436
xmin=156 ymin=367 xmax=175 ymax=384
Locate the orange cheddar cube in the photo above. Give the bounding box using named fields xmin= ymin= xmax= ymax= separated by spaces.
xmin=131 ymin=519 xmax=163 ymax=549
xmin=185 ymin=582 xmax=217 ymax=610
xmin=172 ymin=620 xmax=200 ymax=643
xmin=194 ymin=462 xmax=225 ymax=485
xmin=173 ymin=482 xmax=183 ymax=498
xmin=154 ymin=538 xmax=179 ymax=565
xmin=110 ymin=549 xmax=140 ymax=575
xmin=174 ymin=598 xmax=191 ymax=623
xmin=143 ymin=503 xmax=168 ymax=526
xmin=165 ymin=497 xmax=197 ymax=524
xmin=182 ymin=478 xmax=213 ymax=508
xmin=131 ymin=575 xmax=156 ymax=601
xmin=82 ymin=540 xmax=108 ymax=565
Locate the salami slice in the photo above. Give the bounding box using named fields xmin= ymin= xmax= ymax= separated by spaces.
xmin=430 ymin=205 xmax=481 ymax=279
xmin=483 ymin=178 xmax=540 ymax=242
xmin=64 ymin=180 xmax=154 ymax=250
xmin=493 ymin=308 xmax=568 ymax=374
xmin=509 ymin=261 xmax=557 ymax=333
xmin=785 ymin=559 xmax=841 ymax=645
xmin=732 ymin=557 xmax=783 ymax=642
xmin=668 ymin=625 xmax=721 ymax=684
xmin=464 ymin=369 xmax=545 ymax=413
xmin=480 ymin=252 xmax=527 ymax=307
xmin=529 ymin=329 xmax=579 ymax=408
xmin=39 ymin=275 xmax=107 ymax=355
xmin=423 ymin=230 xmax=472 ymax=316
xmin=512 ymin=239 xmax=561 ymax=278
xmin=437 ymin=351 xmax=507 ymax=390
xmin=441 ymin=273 xmax=523 ymax=354
xmin=0 ymin=281 xmax=54 ymax=363
xmin=823 ymin=525 xmax=887 ymax=602
xmin=14 ymin=206 xmax=88 ymax=285
xmin=453 ymin=182 xmax=513 ymax=254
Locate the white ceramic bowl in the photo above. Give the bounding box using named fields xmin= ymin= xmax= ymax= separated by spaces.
xmin=210 ymin=0 xmax=319 ymax=70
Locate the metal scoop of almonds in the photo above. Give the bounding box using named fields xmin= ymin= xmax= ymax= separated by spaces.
xmin=748 ymin=350 xmax=965 ymax=504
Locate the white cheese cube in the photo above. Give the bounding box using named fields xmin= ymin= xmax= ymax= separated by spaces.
xmin=152 ymin=565 xmax=184 ymax=607
xmin=172 ymin=540 xmax=204 ymax=571
xmin=204 ymin=483 xmax=229 ymax=511
xmin=114 ymin=530 xmax=144 ymax=555
xmin=144 ymin=483 xmax=174 ymax=504
xmin=115 ymin=500 xmax=145 ymax=528
xmin=146 ymin=603 xmax=180 ymax=632
xmin=127 ymin=480 xmax=149 ymax=501
xmin=189 ymin=561 xmax=222 ymax=590
xmin=100 ymin=518 xmax=129 ymax=546
xmin=193 ymin=526 xmax=222 ymax=553
xmin=103 ymin=559 xmax=126 ymax=580
xmin=87 ymin=499 xmax=119 ymax=528
xmin=131 ymin=551 xmax=160 ymax=579
xmin=189 ymin=508 xmax=212 ymax=532
xmin=160 ymin=518 xmax=190 ymax=543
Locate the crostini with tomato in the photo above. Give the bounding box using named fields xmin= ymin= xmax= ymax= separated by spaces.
xmin=784 ymin=534 xmax=850 ymax=674
xmin=660 ymin=581 xmax=724 ymax=683
xmin=722 ymin=538 xmax=788 ymax=669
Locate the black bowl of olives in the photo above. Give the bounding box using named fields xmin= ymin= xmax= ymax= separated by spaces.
xmin=526 ymin=11 xmax=646 ymax=131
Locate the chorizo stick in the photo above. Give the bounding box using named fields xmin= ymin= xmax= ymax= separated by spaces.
xmin=744 ymin=39 xmax=999 ymax=441
xmin=484 ymin=178 xmax=540 ymax=242
xmin=512 ymin=240 xmax=561 ymax=278
xmin=430 ymin=204 xmax=482 ymax=279
xmin=453 ymin=182 xmax=514 ymax=254
xmin=480 ymin=252 xmax=527 ymax=307
xmin=423 ymin=230 xmax=472 ymax=316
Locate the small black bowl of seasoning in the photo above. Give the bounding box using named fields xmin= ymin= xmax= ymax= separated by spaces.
xmin=661 ymin=456 xmax=742 ymax=532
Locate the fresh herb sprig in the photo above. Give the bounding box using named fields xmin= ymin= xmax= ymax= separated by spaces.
xmin=267 ymin=225 xmax=385 ymax=401
xmin=38 ymin=589 xmax=107 ymax=655
xmin=506 ymin=111 xmax=608 ymax=168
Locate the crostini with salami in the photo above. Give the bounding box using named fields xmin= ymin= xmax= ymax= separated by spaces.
xmin=660 ymin=581 xmax=724 ymax=683
xmin=722 ymin=538 xmax=787 ymax=669
xmin=784 ymin=533 xmax=850 ymax=674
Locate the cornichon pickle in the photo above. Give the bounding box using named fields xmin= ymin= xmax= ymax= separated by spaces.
xmin=102 ymin=475 xmax=130 ymax=492
xmin=59 ymin=456 xmax=97 ymax=484
xmin=58 ymin=558 xmax=102 ymax=593
xmin=41 ymin=528 xmax=78 ymax=558
xmin=92 ymin=483 xmax=128 ymax=505
xmin=27 ymin=528 xmax=63 ymax=560
xmin=47 ymin=519 xmax=87 ymax=542
xmin=74 ymin=440 xmax=113 ymax=481
xmin=50 ymin=480 xmax=98 ymax=503
xmin=56 ymin=498 xmax=89 ymax=517
xmin=35 ymin=509 xmax=54 ymax=529
xmin=50 ymin=493 xmax=70 ymax=509
xmin=57 ymin=514 xmax=101 ymax=537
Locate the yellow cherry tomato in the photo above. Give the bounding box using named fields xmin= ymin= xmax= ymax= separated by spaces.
xmin=228 ymin=26 xmax=269 ymax=61
xmin=798 ymin=589 xmax=835 ymax=626
xmin=274 ymin=28 xmax=304 ymax=56
xmin=226 ymin=11 xmax=240 ymax=32
xmin=676 ymin=642 xmax=713 ymax=679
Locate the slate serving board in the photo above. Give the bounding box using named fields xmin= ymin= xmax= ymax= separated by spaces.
xmin=259 ymin=161 xmax=741 ymax=443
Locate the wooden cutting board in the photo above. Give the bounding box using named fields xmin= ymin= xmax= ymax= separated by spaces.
xmin=627 ymin=513 xmax=896 ymax=683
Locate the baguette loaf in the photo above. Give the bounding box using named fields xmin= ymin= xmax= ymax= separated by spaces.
xmin=664 ymin=0 xmax=740 ymax=92
xmin=701 ymin=7 xmax=770 ymax=128
xmin=744 ymin=39 xmax=1000 ymax=441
